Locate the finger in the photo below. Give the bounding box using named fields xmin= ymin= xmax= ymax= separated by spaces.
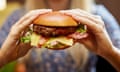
xmin=15 ymin=9 xmax=52 ymax=26
xmin=72 ymin=15 xmax=99 ymax=32
xmin=78 ymin=38 xmax=94 ymax=51
xmin=60 ymin=9 xmax=103 ymax=24
xmin=79 ymin=36 xmax=98 ymax=53
xmin=16 ymin=15 xmax=38 ymax=35
xmin=60 ymin=11 xmax=104 ymax=33
xmin=10 ymin=9 xmax=52 ymax=37
xmin=64 ymin=9 xmax=99 ymax=20
xmin=17 ymin=42 xmax=32 ymax=58
xmin=61 ymin=11 xmax=101 ymax=24
xmin=9 ymin=14 xmax=38 ymax=40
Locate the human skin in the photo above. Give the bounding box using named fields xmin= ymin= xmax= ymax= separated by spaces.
xmin=60 ymin=9 xmax=120 ymax=71
xmin=0 ymin=8 xmax=120 ymax=71
xmin=0 ymin=9 xmax=52 ymax=68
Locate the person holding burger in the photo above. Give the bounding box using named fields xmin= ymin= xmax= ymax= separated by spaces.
xmin=0 ymin=9 xmax=120 ymax=71
xmin=0 ymin=0 xmax=120 ymax=72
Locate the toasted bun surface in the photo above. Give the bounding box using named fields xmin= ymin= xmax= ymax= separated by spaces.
xmin=33 ymin=12 xmax=78 ymax=27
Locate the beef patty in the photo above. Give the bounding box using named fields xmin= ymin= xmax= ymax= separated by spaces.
xmin=33 ymin=24 xmax=77 ymax=37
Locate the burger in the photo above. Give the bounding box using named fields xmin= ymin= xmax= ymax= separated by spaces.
xmin=21 ymin=12 xmax=87 ymax=50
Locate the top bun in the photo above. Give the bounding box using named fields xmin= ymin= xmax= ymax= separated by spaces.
xmin=33 ymin=12 xmax=78 ymax=27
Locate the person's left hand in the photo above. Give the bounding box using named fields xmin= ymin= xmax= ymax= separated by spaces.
xmin=0 ymin=9 xmax=52 ymax=65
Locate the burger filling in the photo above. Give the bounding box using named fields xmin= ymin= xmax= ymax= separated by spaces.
xmin=20 ymin=24 xmax=86 ymax=49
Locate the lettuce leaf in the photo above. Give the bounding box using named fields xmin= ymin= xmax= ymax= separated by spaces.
xmin=20 ymin=28 xmax=32 ymax=43
xmin=20 ymin=35 xmax=31 ymax=43
xmin=77 ymin=24 xmax=86 ymax=33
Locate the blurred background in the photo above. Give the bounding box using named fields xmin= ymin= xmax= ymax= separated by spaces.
xmin=0 ymin=0 xmax=120 ymax=26
xmin=0 ymin=0 xmax=120 ymax=72
xmin=0 ymin=0 xmax=20 ymax=26
xmin=96 ymin=0 xmax=120 ymax=25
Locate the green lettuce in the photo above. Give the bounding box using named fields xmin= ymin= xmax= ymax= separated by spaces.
xmin=20 ymin=35 xmax=31 ymax=43
xmin=20 ymin=28 xmax=32 ymax=43
xmin=77 ymin=24 xmax=86 ymax=33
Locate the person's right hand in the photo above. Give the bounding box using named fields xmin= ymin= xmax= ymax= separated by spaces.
xmin=60 ymin=9 xmax=114 ymax=57
xmin=0 ymin=9 xmax=52 ymax=66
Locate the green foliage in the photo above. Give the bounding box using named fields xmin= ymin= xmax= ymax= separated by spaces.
xmin=0 ymin=61 xmax=16 ymax=72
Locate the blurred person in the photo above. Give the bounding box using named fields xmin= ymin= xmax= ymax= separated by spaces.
xmin=0 ymin=0 xmax=120 ymax=72
xmin=0 ymin=9 xmax=120 ymax=72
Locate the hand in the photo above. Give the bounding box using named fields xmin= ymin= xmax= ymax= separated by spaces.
xmin=60 ymin=9 xmax=114 ymax=56
xmin=0 ymin=9 xmax=52 ymax=64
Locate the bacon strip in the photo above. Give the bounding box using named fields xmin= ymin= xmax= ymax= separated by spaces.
xmin=68 ymin=32 xmax=88 ymax=39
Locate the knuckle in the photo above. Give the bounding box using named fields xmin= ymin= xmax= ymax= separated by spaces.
xmin=96 ymin=26 xmax=104 ymax=33
xmin=99 ymin=24 xmax=104 ymax=30
xmin=11 ymin=25 xmax=16 ymax=31
xmin=97 ymin=22 xmax=105 ymax=29
xmin=29 ymin=10 xmax=35 ymax=13
xmin=28 ymin=10 xmax=36 ymax=15
xmin=10 ymin=25 xmax=21 ymax=36
xmin=10 ymin=29 xmax=18 ymax=37
xmin=72 ymin=9 xmax=80 ymax=12
xmin=101 ymin=23 xmax=105 ymax=28
xmin=98 ymin=20 xmax=105 ymax=28
xmin=94 ymin=15 xmax=102 ymax=19
xmin=18 ymin=25 xmax=23 ymax=29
